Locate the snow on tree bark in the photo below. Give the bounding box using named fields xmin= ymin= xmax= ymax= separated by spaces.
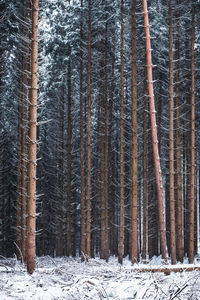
xmin=26 ymin=0 xmax=39 ymax=274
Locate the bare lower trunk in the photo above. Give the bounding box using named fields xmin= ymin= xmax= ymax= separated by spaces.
xmin=189 ymin=2 xmax=195 ymax=263
xmin=86 ymin=0 xmax=91 ymax=258
xmin=80 ymin=0 xmax=85 ymax=261
xmin=118 ymin=0 xmax=124 ymax=265
xmin=66 ymin=45 xmax=72 ymax=257
xmin=26 ymin=0 xmax=39 ymax=274
xmin=130 ymin=0 xmax=138 ymax=264
xmin=169 ymin=0 xmax=176 ymax=264
xmin=175 ymin=0 xmax=183 ymax=262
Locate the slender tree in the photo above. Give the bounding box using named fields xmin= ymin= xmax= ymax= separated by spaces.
xmin=188 ymin=0 xmax=195 ymax=263
xmin=86 ymin=0 xmax=92 ymax=258
xmin=175 ymin=0 xmax=183 ymax=262
xmin=169 ymin=0 xmax=176 ymax=264
xmin=80 ymin=0 xmax=85 ymax=261
xmin=66 ymin=45 xmax=72 ymax=257
xmin=118 ymin=0 xmax=125 ymax=265
xmin=26 ymin=0 xmax=39 ymax=274
xmin=130 ymin=0 xmax=138 ymax=264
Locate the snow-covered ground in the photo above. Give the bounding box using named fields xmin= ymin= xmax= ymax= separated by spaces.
xmin=1 ymin=256 xmax=200 ymax=299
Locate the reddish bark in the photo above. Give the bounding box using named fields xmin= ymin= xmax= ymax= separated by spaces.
xmin=26 ymin=0 xmax=39 ymax=274
xmin=142 ymin=0 xmax=168 ymax=261
xmin=189 ymin=2 xmax=195 ymax=264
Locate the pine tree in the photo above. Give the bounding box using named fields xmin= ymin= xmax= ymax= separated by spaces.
xmin=169 ymin=0 xmax=176 ymax=264
xmin=188 ymin=0 xmax=195 ymax=263
xmin=86 ymin=0 xmax=92 ymax=258
xmin=130 ymin=0 xmax=138 ymax=264
xmin=118 ymin=0 xmax=125 ymax=265
xmin=26 ymin=0 xmax=39 ymax=274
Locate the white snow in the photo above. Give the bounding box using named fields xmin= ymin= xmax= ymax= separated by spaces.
xmin=0 ymin=256 xmax=200 ymax=299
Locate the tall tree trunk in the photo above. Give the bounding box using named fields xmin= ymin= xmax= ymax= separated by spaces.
xmin=130 ymin=0 xmax=138 ymax=264
xmin=26 ymin=0 xmax=39 ymax=274
xmin=118 ymin=0 xmax=125 ymax=265
xmin=189 ymin=1 xmax=195 ymax=263
xmin=142 ymin=0 xmax=168 ymax=261
xmin=66 ymin=45 xmax=72 ymax=257
xmin=169 ymin=0 xmax=176 ymax=264
xmin=175 ymin=0 xmax=183 ymax=262
xmin=108 ymin=34 xmax=115 ymax=257
xmin=80 ymin=0 xmax=85 ymax=261
xmin=86 ymin=0 xmax=91 ymax=258
xmin=185 ymin=26 xmax=191 ymax=257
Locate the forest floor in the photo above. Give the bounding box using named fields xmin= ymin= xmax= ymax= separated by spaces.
xmin=0 ymin=256 xmax=200 ymax=299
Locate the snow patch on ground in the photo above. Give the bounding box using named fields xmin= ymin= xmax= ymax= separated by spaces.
xmin=0 ymin=256 xmax=200 ymax=299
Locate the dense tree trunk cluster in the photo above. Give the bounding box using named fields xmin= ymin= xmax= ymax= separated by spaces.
xmin=0 ymin=0 xmax=200 ymax=273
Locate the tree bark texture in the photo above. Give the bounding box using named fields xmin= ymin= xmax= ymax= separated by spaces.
xmin=66 ymin=45 xmax=72 ymax=257
xmin=26 ymin=0 xmax=39 ymax=274
xmin=86 ymin=0 xmax=91 ymax=258
xmin=118 ymin=0 xmax=125 ymax=265
xmin=80 ymin=0 xmax=85 ymax=261
xmin=175 ymin=0 xmax=183 ymax=262
xmin=169 ymin=0 xmax=176 ymax=264
xmin=189 ymin=1 xmax=195 ymax=264
xmin=130 ymin=0 xmax=138 ymax=264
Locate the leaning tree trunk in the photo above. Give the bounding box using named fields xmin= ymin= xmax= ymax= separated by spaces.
xmin=142 ymin=0 xmax=168 ymax=261
xmin=26 ymin=0 xmax=39 ymax=274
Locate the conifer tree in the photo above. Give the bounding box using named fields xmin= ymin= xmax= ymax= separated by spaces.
xmin=26 ymin=0 xmax=39 ymax=274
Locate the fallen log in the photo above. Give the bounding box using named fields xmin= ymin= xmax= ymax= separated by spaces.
xmin=131 ymin=264 xmax=200 ymax=274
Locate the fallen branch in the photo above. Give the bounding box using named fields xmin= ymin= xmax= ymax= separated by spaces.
xmin=170 ymin=284 xmax=188 ymax=300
